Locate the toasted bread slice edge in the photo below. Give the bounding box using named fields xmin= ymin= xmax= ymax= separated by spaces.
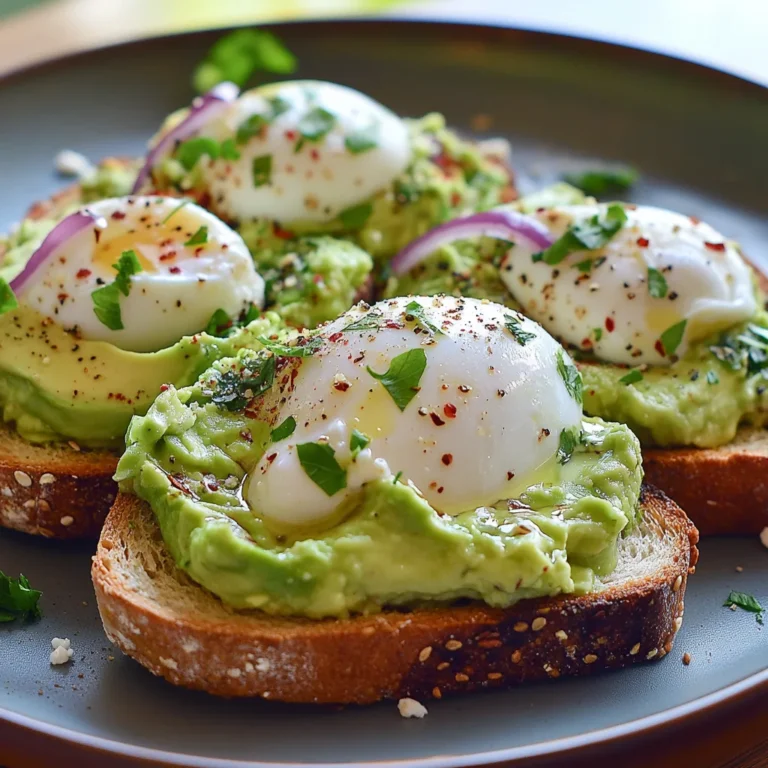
xmin=92 ymin=487 xmax=698 ymax=705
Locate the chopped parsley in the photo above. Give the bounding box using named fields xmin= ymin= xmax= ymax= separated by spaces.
xmin=556 ymin=350 xmax=583 ymax=404
xmin=339 ymin=201 xmax=373 ymax=230
xmin=211 ymin=356 xmax=276 ymax=411
xmin=295 ymin=106 xmax=336 ymax=152
xmin=184 ymin=225 xmax=208 ymax=246
xmin=350 ymin=429 xmax=370 ymax=454
xmin=557 ymin=427 xmax=582 ymax=465
xmin=205 ymin=304 xmax=259 ymax=338
xmin=0 ymin=278 xmax=18 ymax=316
xmin=268 ymin=95 xmax=291 ymax=118
xmin=367 ymin=348 xmax=427 ymax=411
xmin=593 ymin=327 xmax=603 ymax=342
xmin=252 ymin=154 xmax=272 ymax=187
xmin=0 ymin=571 xmax=42 ymax=623
xmin=563 ymin=167 xmax=638 ymax=197
xmin=162 ymin=198 xmax=191 ymax=223
xmin=660 ymin=319 xmax=687 ymax=357
xmin=647 ymin=267 xmax=668 ymax=299
xmin=533 ymin=203 xmax=627 ymax=265
xmin=91 ymin=250 xmax=143 ymax=331
xmin=192 ymin=28 xmax=297 ymax=93
xmin=724 ymin=590 xmax=764 ymax=624
xmin=345 ymin=123 xmax=379 ymax=154
xmin=175 ymin=137 xmax=239 ymax=170
xmin=270 ymin=415 xmax=296 ymax=443
xmin=706 ymin=370 xmax=720 ymax=385
xmin=342 ymin=311 xmax=383 ymax=333
xmin=236 ymin=113 xmax=269 ymax=144
xmin=296 ymin=442 xmax=347 ymax=496
xmin=504 ymin=313 xmax=536 ymax=346
xmin=620 ymin=369 xmax=644 ymax=385
xmin=393 ymin=470 xmax=403 ymax=485
xmin=575 ymin=258 xmax=594 ymax=273
xmin=404 ymin=300 xmax=442 ymax=335
xmin=257 ymin=335 xmax=322 ymax=357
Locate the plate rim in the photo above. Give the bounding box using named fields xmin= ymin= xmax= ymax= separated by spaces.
xmin=0 ymin=16 xmax=766 ymax=768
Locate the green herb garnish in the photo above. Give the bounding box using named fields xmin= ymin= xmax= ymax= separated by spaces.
xmin=620 ymin=369 xmax=644 ymax=385
xmin=212 ymin=356 xmax=276 ymax=412
xmin=345 ymin=123 xmax=379 ymax=154
xmin=175 ymin=137 xmax=228 ymax=170
xmin=270 ymin=415 xmax=296 ymax=443
xmin=647 ymin=267 xmax=668 ymax=299
xmin=257 ymin=335 xmax=322 ymax=357
xmin=724 ymin=591 xmax=764 ymax=624
xmin=162 ymin=199 xmax=191 ymax=223
xmin=575 ymin=258 xmax=594 ymax=273
xmin=563 ymin=167 xmax=638 ymax=197
xmin=660 ymin=320 xmax=687 ymax=357
xmin=252 ymin=154 xmax=272 ymax=187
xmin=556 ymin=350 xmax=583 ymax=404
xmin=393 ymin=470 xmax=403 ymax=485
xmin=91 ymin=250 xmax=142 ymax=331
xmin=706 ymin=370 xmax=720 ymax=385
xmin=342 ymin=312 xmax=383 ymax=333
xmin=504 ymin=314 xmax=536 ymax=346
xmin=350 ymin=429 xmax=370 ymax=455
xmin=557 ymin=427 xmax=582 ymax=465
xmin=367 ymin=349 xmax=427 ymax=411
xmin=0 ymin=279 xmax=18 ymax=316
xmin=296 ymin=442 xmax=347 ymax=496
xmin=205 ymin=308 xmax=233 ymax=336
xmin=295 ymin=107 xmax=336 ymax=152
xmin=184 ymin=225 xmax=208 ymax=246
xmin=236 ymin=113 xmax=269 ymax=145
xmin=0 ymin=571 xmax=42 ymax=623
xmin=593 ymin=327 xmax=603 ymax=341
xmin=405 ymin=300 xmax=441 ymax=335
xmin=339 ymin=201 xmax=373 ymax=230
xmin=533 ymin=204 xmax=627 ymax=265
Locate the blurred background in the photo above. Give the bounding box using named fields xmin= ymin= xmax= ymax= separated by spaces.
xmin=0 ymin=0 xmax=765 ymax=85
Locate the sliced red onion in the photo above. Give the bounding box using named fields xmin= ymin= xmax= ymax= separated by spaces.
xmin=10 ymin=210 xmax=107 ymax=294
xmin=131 ymin=81 xmax=240 ymax=194
xmin=391 ymin=210 xmax=555 ymax=276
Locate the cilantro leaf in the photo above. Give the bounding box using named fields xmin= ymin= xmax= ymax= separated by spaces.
xmin=0 ymin=571 xmax=42 ymax=623
xmin=162 ymin=199 xmax=192 ymax=223
xmin=504 ymin=313 xmax=536 ymax=346
xmin=660 ymin=320 xmax=687 ymax=357
xmin=345 ymin=123 xmax=379 ymax=154
xmin=367 ymin=349 xmax=427 ymax=411
xmin=350 ymin=429 xmax=370 ymax=454
xmin=176 ymin=137 xmax=223 ymax=170
xmin=185 ymin=226 xmax=208 ymax=246
xmin=404 ymin=300 xmax=442 ymax=335
xmin=257 ymin=335 xmax=323 ymax=357
xmin=296 ymin=442 xmax=347 ymax=496
xmin=236 ymin=113 xmax=268 ymax=145
xmin=647 ymin=267 xmax=668 ymax=299
xmin=620 ymin=369 xmax=644 ymax=385
xmin=0 ymin=278 xmax=18 ymax=316
xmin=724 ymin=590 xmax=764 ymax=624
xmin=556 ymin=350 xmax=583 ymax=404
xmin=557 ymin=427 xmax=582 ymax=465
xmin=212 ymin=356 xmax=276 ymax=411
xmin=192 ymin=28 xmax=297 ymax=93
xmin=593 ymin=327 xmax=603 ymax=341
xmin=563 ymin=167 xmax=638 ymax=197
xmin=296 ymin=107 xmax=336 ymax=150
xmin=533 ymin=204 xmax=627 ymax=265
xmin=575 ymin=258 xmax=594 ymax=273
xmin=339 ymin=202 xmax=373 ymax=230
xmin=342 ymin=311 xmax=383 ymax=333
xmin=268 ymin=95 xmax=291 ymax=117
xmin=271 ymin=415 xmax=296 ymax=442
xmin=252 ymin=154 xmax=272 ymax=187
xmin=91 ymin=250 xmax=142 ymax=331
xmin=205 ymin=308 xmax=233 ymax=336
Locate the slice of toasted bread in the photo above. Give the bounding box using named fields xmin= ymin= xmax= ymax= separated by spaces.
xmin=92 ymin=486 xmax=698 ymax=705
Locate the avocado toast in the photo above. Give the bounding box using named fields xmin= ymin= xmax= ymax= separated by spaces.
xmin=93 ymin=296 xmax=698 ymax=702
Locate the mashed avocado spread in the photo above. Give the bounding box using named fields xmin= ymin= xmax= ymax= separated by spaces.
xmin=116 ymin=348 xmax=643 ymax=619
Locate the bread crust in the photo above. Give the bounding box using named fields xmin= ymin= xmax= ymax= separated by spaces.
xmin=92 ymin=487 xmax=698 ymax=704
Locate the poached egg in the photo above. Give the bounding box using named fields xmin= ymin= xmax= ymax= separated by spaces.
xmin=246 ymin=295 xmax=583 ymax=526
xmin=18 ymin=196 xmax=264 ymax=353
xmin=499 ymin=204 xmax=756 ymax=365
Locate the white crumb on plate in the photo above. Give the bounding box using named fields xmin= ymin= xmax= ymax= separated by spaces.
xmin=54 ymin=149 xmax=94 ymax=178
xmin=397 ymin=698 xmax=428 ymax=719
xmin=50 ymin=637 xmax=73 ymax=665
xmin=760 ymin=526 xmax=768 ymax=549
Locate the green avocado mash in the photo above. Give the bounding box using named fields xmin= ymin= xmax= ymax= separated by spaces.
xmin=116 ymin=349 xmax=643 ymax=619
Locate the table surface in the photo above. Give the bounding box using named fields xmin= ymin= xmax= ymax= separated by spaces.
xmin=0 ymin=2 xmax=766 ymax=767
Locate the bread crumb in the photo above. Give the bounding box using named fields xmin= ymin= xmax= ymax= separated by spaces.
xmin=50 ymin=638 xmax=73 ymax=665
xmin=60 ymin=516 xmax=74 ymax=527
xmin=682 ymin=653 xmax=692 ymax=665
xmin=255 ymin=658 xmax=270 ymax=673
xmin=54 ymin=149 xmax=95 ymax=178
xmin=760 ymin=527 xmax=768 ymax=549
xmin=397 ymin=698 xmax=428 ymax=718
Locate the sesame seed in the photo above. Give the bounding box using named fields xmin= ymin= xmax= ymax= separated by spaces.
xmin=513 ymin=621 xmax=529 ymax=632
xmin=437 ymin=662 xmax=449 ymax=671
xmin=60 ymin=516 xmax=74 ymax=527
xmin=432 ymin=687 xmax=442 ymax=699
xmin=455 ymin=673 xmax=469 ymax=683
xmin=555 ymin=630 xmax=568 ymax=642
xmin=735 ymin=566 xmax=744 ymax=573
xmin=646 ymin=649 xmax=658 ymax=660
xmin=674 ymin=617 xmax=683 ymax=632
xmin=673 ymin=575 xmax=683 ymax=592
xmin=23 ymin=500 xmax=35 ymax=509
xmin=531 ymin=617 xmax=547 ymax=632
xmin=445 ymin=639 xmax=462 ymax=651
xmin=583 ymin=654 xmax=598 ymax=664
xmin=40 ymin=473 xmax=56 ymax=485
xmin=419 ymin=646 xmax=432 ymax=662
xmin=487 ymin=672 xmax=502 ymax=680
xmin=13 ymin=471 xmax=32 ymax=487
xmin=682 ymin=653 xmax=692 ymax=666
xmin=630 ymin=643 xmax=641 ymax=655
xmin=510 ymin=650 xmax=521 ymax=663
xmin=38 ymin=500 xmax=50 ymax=513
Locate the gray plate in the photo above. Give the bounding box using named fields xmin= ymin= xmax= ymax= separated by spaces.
xmin=0 ymin=19 xmax=767 ymax=768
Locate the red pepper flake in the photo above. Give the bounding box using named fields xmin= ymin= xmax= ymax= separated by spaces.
xmin=689 ymin=215 xmax=701 ymax=225
xmin=195 ymin=247 xmax=204 ymax=257
xmin=160 ymin=384 xmax=170 ymax=392
xmin=328 ymin=331 xmax=343 ymax=343
xmin=430 ymin=412 xmax=446 ymax=426
xmin=266 ymin=453 xmax=277 ymax=465
xmin=704 ymin=241 xmax=726 ymax=252
xmin=441 ymin=453 xmax=453 ymax=466
xmin=240 ymin=430 xmax=253 ymax=443
xmin=273 ymin=225 xmax=295 ymax=240
xmin=654 ymin=339 xmax=666 ymax=357
xmin=450 ymin=191 xmax=462 ymax=207
xmin=312 ymin=274 xmax=323 ymax=284
xmin=169 ymin=266 xmax=181 ymax=274
xmin=507 ymin=471 xmax=515 ymax=481
xmin=76 ymin=268 xmax=92 ymax=279
xmin=333 ymin=381 xmax=350 ymax=392
xmin=385 ymin=320 xmax=403 ymax=330
xmin=581 ymin=338 xmax=593 ymax=348
xmin=57 ymin=293 xmax=69 ymax=305
xmin=310 ymin=148 xmax=320 ymax=162
xmin=169 ymin=474 xmax=193 ymax=496
xmin=443 ymin=403 xmax=457 ymax=419
xmin=636 ymin=237 xmax=649 ymax=248
xmin=605 ymin=317 xmax=615 ymax=332
xmin=111 ymin=211 xmax=126 ymax=220
xmin=159 ymin=250 xmax=177 ymax=261
xmin=284 ymin=129 xmax=297 ymax=141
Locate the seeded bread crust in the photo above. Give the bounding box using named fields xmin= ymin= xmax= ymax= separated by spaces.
xmin=92 ymin=486 xmax=698 ymax=704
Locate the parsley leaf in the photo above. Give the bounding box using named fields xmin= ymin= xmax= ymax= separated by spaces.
xmin=706 ymin=370 xmax=720 ymax=385
xmin=162 ymin=198 xmax=192 ymax=223
xmin=350 ymin=429 xmax=370 ymax=454
xmin=205 ymin=308 xmax=233 ymax=336
xmin=91 ymin=250 xmax=142 ymax=331
xmin=593 ymin=327 xmax=603 ymax=341
xmin=504 ymin=313 xmax=536 ymax=346
xmin=557 ymin=427 xmax=582 ymax=465
xmin=563 ymin=167 xmax=638 ymax=197
xmin=184 ymin=225 xmax=208 ymax=246
xmin=620 ymin=369 xmax=644 ymax=385
xmin=647 ymin=267 xmax=668 ymax=298
xmin=296 ymin=107 xmax=336 ymax=151
xmin=252 ymin=154 xmax=272 ymax=187
xmin=212 ymin=356 xmax=276 ymax=411
xmin=345 ymin=123 xmax=379 ymax=154
xmin=339 ymin=202 xmax=373 ymax=230
xmin=342 ymin=311 xmax=383 ymax=333
xmin=533 ymin=204 xmax=627 ymax=265
xmin=575 ymin=258 xmax=594 ymax=273
xmin=405 ymin=300 xmax=442 ymax=335
xmin=556 ymin=350 xmax=583 ymax=404
xmin=176 ymin=137 xmax=224 ymax=170
xmin=660 ymin=320 xmax=687 ymax=356
xmin=724 ymin=591 xmax=764 ymax=624
xmin=271 ymin=415 xmax=296 ymax=443
xmin=296 ymin=442 xmax=347 ymax=496
xmin=192 ymin=28 xmax=297 ymax=93
xmin=268 ymin=95 xmax=291 ymax=118
xmin=236 ymin=113 xmax=268 ymax=145
xmin=257 ymin=335 xmax=323 ymax=357
xmin=0 ymin=278 xmax=18 ymax=316
xmin=367 ymin=349 xmax=427 ymax=411
xmin=0 ymin=571 xmax=42 ymax=623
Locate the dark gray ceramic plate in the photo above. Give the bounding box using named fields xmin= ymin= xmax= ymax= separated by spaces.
xmin=0 ymin=19 xmax=767 ymax=768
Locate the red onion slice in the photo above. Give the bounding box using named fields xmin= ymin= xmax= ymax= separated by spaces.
xmin=131 ymin=81 xmax=240 ymax=194
xmin=390 ymin=210 xmax=555 ymax=276
xmin=10 ymin=210 xmax=107 ymax=294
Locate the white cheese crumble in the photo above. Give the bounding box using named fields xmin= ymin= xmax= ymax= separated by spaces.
xmin=397 ymin=697 xmax=428 ymax=719
xmin=50 ymin=637 xmax=73 ymax=665
xmin=54 ymin=149 xmax=95 ymax=178
xmin=760 ymin=526 xmax=768 ymax=549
